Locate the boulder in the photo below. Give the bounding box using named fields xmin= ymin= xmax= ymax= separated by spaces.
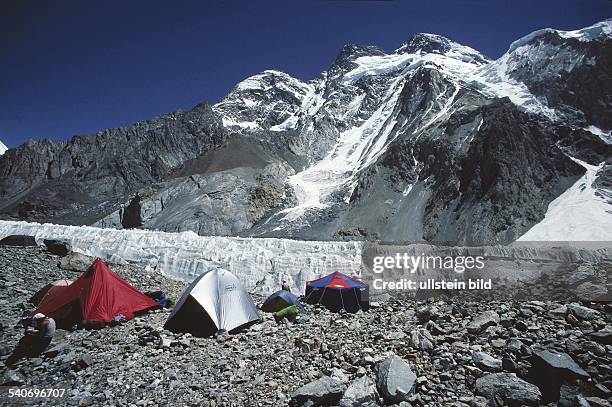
xmin=289 ymin=376 xmax=346 ymax=406
xmin=475 ymin=373 xmax=541 ymax=406
xmin=375 ymin=355 xmax=416 ymax=404
xmin=59 ymin=252 xmax=95 ymax=272
xmin=43 ymin=239 xmax=72 ymax=256
xmin=339 ymin=376 xmax=378 ymax=407
xmin=472 ymin=351 xmax=502 ymax=371
xmin=467 ymin=310 xmax=499 ymax=334
xmin=0 ymin=235 xmax=37 ymax=246
xmin=590 ymin=327 xmax=612 ymax=345
xmin=566 ymin=304 xmax=599 ymax=320
xmin=531 ymin=347 xmax=590 ymax=379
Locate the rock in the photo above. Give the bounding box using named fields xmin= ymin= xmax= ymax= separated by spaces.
xmin=416 ymin=306 xmax=439 ymax=324
xmin=289 ymin=376 xmax=346 ymax=406
xmin=472 ymin=351 xmax=502 ymax=371
xmin=515 ymin=323 xmax=529 ymax=335
xmin=506 ymin=338 xmax=524 ymax=353
xmin=410 ymin=328 xmax=434 ymax=352
xmin=339 ymin=376 xmax=378 ymax=407
xmin=375 ymin=355 xmax=416 ymax=404
xmin=590 ymin=327 xmax=612 ymax=345
xmin=582 ymin=341 xmax=606 ymax=356
xmin=43 ymin=239 xmax=72 ymax=256
xmin=531 ymin=347 xmax=590 ymax=379
xmin=73 ymin=354 xmax=93 ymax=371
xmin=44 ymin=343 xmax=69 ymax=358
xmin=2 ymin=370 xmax=26 ymax=386
xmin=0 ymin=235 xmax=37 ymax=246
xmin=467 ymin=311 xmax=499 ymax=334
xmin=584 ymin=397 xmax=612 ymax=407
xmin=59 ymin=252 xmax=95 ymax=272
xmin=475 ymin=373 xmax=541 ymax=406
xmin=567 ymin=304 xmax=599 ymax=320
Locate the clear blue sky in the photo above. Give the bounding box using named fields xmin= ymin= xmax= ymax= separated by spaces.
xmin=1 ymin=0 xmax=610 ymax=147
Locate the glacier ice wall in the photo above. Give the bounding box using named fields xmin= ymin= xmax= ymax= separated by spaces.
xmin=0 ymin=221 xmax=609 ymax=296
xmin=0 ymin=221 xmax=362 ymax=295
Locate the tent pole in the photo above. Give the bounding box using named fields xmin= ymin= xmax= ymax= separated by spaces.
xmin=353 ymin=288 xmax=361 ymax=311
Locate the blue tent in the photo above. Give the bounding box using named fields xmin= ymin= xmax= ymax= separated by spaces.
xmin=305 ymin=271 xmax=369 ymax=313
xmin=262 ymin=290 xmax=305 ymax=313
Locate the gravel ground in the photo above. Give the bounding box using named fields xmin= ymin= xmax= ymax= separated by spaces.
xmin=0 ymin=246 xmax=611 ymax=406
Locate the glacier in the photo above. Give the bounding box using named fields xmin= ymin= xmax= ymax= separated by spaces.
xmin=0 ymin=221 xmax=610 ymax=298
xmin=0 ymin=220 xmax=362 ymax=295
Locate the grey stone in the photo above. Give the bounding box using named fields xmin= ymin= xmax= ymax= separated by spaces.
xmin=472 ymin=351 xmax=502 ymax=371
xmin=475 ymin=373 xmax=541 ymax=406
xmin=339 ymin=375 xmax=378 ymax=407
xmin=567 ymin=304 xmax=599 ymax=320
xmin=467 ymin=311 xmax=499 ymax=334
xmin=289 ymin=376 xmax=346 ymax=406
xmin=2 ymin=370 xmax=26 ymax=386
xmin=531 ymin=347 xmax=590 ymax=379
xmin=375 ymin=355 xmax=417 ymax=404
xmin=59 ymin=252 xmax=95 ymax=272
xmin=590 ymin=327 xmax=612 ymax=345
xmin=44 ymin=343 xmax=69 ymax=358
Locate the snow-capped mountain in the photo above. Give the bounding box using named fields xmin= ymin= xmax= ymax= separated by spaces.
xmin=0 ymin=19 xmax=611 ymax=243
xmin=0 ymin=141 xmax=7 ymax=156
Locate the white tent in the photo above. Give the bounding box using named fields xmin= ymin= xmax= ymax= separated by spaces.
xmin=164 ymin=268 xmax=260 ymax=336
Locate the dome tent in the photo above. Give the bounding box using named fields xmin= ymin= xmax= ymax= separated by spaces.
xmin=32 ymin=259 xmax=158 ymax=326
xmin=305 ymin=271 xmax=369 ymax=313
xmin=29 ymin=279 xmax=72 ymax=306
xmin=164 ymin=268 xmax=260 ymax=337
xmin=261 ymin=290 xmax=305 ymax=313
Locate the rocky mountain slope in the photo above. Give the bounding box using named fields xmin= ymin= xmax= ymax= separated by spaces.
xmin=1 ymin=20 xmax=611 ymax=243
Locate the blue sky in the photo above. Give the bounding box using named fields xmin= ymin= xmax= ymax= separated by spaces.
xmin=1 ymin=0 xmax=610 ymax=147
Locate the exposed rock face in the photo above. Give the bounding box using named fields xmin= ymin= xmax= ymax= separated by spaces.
xmin=0 ymin=103 xmax=226 ymax=225
xmin=0 ymin=20 xmax=611 ymax=243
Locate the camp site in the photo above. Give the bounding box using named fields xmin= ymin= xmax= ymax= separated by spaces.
xmin=2 ymin=2 xmax=612 ymax=405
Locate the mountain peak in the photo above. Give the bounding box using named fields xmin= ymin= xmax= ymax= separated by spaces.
xmin=396 ymin=33 xmax=453 ymax=54
xmin=507 ymin=18 xmax=612 ymax=54
xmin=396 ymin=33 xmax=489 ymax=64
xmin=331 ymin=44 xmax=387 ymax=71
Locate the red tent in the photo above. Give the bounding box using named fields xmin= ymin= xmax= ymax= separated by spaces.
xmin=32 ymin=258 xmax=157 ymax=324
